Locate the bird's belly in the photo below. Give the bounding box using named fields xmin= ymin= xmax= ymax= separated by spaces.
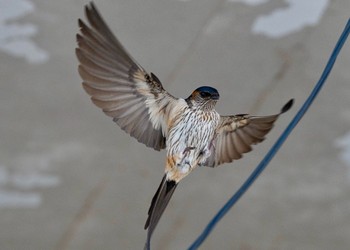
xmin=167 ymin=113 xmax=218 ymax=170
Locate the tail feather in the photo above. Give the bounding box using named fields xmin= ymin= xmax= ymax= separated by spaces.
xmin=144 ymin=175 xmax=177 ymax=250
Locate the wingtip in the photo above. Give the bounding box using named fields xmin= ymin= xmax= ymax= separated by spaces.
xmin=85 ymin=1 xmax=102 ymax=24
xmin=77 ymin=18 xmax=83 ymax=27
xmin=84 ymin=2 xmax=96 ymax=20
xmin=85 ymin=1 xmax=94 ymax=12
xmin=76 ymin=33 xmax=83 ymax=44
xmin=89 ymin=1 xmax=97 ymax=11
xmin=281 ymin=99 xmax=294 ymax=114
xmin=77 ymin=18 xmax=88 ymax=31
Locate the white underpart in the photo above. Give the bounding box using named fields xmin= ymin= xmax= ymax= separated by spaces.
xmin=168 ymin=108 xmax=219 ymax=171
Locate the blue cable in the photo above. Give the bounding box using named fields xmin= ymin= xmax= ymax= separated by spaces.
xmin=188 ymin=19 xmax=350 ymax=250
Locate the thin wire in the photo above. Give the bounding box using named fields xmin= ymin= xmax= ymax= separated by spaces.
xmin=188 ymin=19 xmax=350 ymax=250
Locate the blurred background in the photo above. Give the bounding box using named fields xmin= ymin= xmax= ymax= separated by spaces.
xmin=0 ymin=0 xmax=350 ymax=249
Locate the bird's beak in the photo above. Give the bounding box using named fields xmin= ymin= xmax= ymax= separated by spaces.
xmin=211 ymin=93 xmax=220 ymax=100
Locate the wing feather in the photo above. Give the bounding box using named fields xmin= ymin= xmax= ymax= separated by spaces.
xmin=77 ymin=3 xmax=178 ymax=151
xmin=206 ymin=99 xmax=293 ymax=167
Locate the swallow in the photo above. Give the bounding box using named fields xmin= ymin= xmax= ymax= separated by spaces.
xmin=76 ymin=3 xmax=293 ymax=249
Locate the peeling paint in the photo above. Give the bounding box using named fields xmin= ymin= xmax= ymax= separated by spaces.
xmin=0 ymin=0 xmax=49 ymax=63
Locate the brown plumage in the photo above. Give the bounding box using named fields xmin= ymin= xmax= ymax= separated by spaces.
xmin=76 ymin=3 xmax=293 ymax=249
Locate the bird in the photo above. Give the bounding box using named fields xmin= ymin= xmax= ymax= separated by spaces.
xmin=76 ymin=2 xmax=293 ymax=249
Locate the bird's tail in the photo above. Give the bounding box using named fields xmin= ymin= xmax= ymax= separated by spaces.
xmin=144 ymin=174 xmax=177 ymax=250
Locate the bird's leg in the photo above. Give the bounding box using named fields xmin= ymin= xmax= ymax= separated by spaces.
xmin=183 ymin=146 xmax=195 ymax=154
xmin=198 ymin=138 xmax=216 ymax=167
xmin=196 ymin=151 xmax=206 ymax=167
xmin=177 ymin=146 xmax=195 ymax=166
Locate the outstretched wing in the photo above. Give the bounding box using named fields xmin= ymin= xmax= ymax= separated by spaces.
xmin=206 ymin=99 xmax=293 ymax=167
xmin=76 ymin=2 xmax=177 ymax=151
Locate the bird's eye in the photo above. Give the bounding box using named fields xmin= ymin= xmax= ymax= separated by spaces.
xmin=200 ymin=92 xmax=211 ymax=98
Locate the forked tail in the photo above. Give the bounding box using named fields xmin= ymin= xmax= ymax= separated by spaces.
xmin=144 ymin=175 xmax=177 ymax=250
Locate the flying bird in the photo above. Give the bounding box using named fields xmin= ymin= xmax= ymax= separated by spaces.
xmin=76 ymin=3 xmax=293 ymax=249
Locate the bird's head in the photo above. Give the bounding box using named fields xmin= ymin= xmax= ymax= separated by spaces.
xmin=186 ymin=86 xmax=220 ymax=110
